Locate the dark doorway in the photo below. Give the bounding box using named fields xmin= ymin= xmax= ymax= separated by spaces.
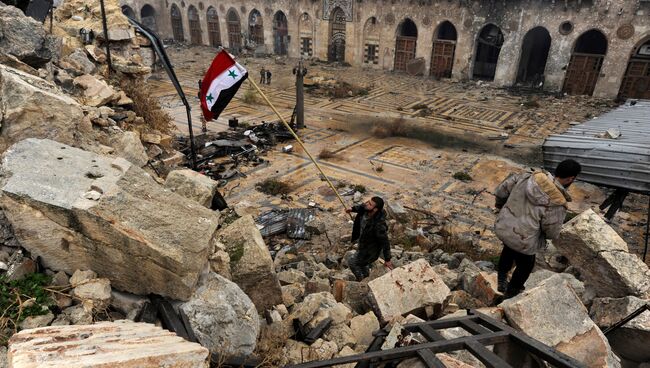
xmin=394 ymin=18 xmax=418 ymax=72
xmin=328 ymin=7 xmax=346 ymax=62
xmin=227 ymin=9 xmax=241 ymax=53
xmin=273 ymin=11 xmax=289 ymax=55
xmin=121 ymin=5 xmax=136 ymax=19
xmin=206 ymin=7 xmax=221 ymax=47
xmin=562 ymin=29 xmax=608 ymax=96
xmin=170 ymin=4 xmax=184 ymax=42
xmin=473 ymin=24 xmax=504 ymax=80
xmin=430 ymin=21 xmax=457 ymax=79
xmin=516 ymin=27 xmax=551 ymax=86
xmin=141 ymin=4 xmax=157 ymax=32
xmin=618 ymin=38 xmax=650 ymax=100
xmin=248 ymin=9 xmax=263 ymax=47
xmin=188 ymin=5 xmax=202 ymax=45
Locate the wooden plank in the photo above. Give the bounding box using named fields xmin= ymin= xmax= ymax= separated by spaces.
xmin=416 ymin=349 xmax=446 ymax=368
xmin=403 ymin=314 xmax=477 ymax=329
xmin=465 ymin=340 xmax=511 ymax=368
xmin=417 ymin=324 xmax=446 ymax=342
xmin=459 ymin=319 xmax=493 ymax=335
xmin=285 ymin=331 xmax=510 ymax=368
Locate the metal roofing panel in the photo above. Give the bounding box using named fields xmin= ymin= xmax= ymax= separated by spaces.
xmin=542 ymin=100 xmax=650 ymax=193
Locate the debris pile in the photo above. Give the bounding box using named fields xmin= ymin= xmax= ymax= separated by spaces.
xmin=304 ymin=74 xmax=370 ymax=98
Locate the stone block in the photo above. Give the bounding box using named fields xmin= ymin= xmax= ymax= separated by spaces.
xmin=164 ymin=169 xmax=218 ymax=208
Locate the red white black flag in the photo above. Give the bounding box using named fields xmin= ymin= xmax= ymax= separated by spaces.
xmin=199 ymin=50 xmax=248 ymax=121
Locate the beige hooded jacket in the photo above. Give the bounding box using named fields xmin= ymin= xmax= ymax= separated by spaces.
xmin=494 ymin=171 xmax=571 ymax=255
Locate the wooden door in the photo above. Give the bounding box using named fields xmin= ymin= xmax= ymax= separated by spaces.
xmin=394 ymin=36 xmax=416 ymax=72
xmin=562 ymin=53 xmax=604 ymax=96
xmin=207 ymin=10 xmax=221 ymax=47
xmin=430 ymin=40 xmax=455 ymax=78
xmin=189 ymin=10 xmax=202 ymax=45
xmin=228 ymin=20 xmax=241 ymax=51
xmin=618 ymin=59 xmax=650 ymax=100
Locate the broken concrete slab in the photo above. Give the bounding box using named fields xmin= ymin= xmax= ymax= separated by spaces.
xmin=524 ymin=270 xmax=593 ymax=306
xmin=501 ymin=279 xmax=621 ymax=368
xmin=180 ymin=272 xmax=260 ymax=357
xmin=464 ymin=271 xmax=500 ymax=306
xmin=164 ymin=169 xmax=218 ymax=208
xmin=0 ymin=139 xmax=219 ymax=300
xmin=590 ymin=296 xmax=650 ymax=363
xmin=72 ymin=278 xmax=112 ymax=308
xmin=554 ymin=209 xmax=650 ymax=298
xmin=349 ymin=311 xmax=380 ymax=347
xmin=368 ymin=259 xmax=450 ymax=322
xmin=8 ymin=320 xmax=209 ymax=367
xmin=0 ymin=65 xmax=83 ymax=153
xmin=218 ymin=215 xmax=283 ymax=311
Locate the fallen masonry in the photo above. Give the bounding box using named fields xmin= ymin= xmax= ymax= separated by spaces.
xmin=7 ymin=320 xmax=209 ymax=367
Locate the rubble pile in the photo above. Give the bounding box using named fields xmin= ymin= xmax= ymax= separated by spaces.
xmin=304 ymin=74 xmax=370 ymax=99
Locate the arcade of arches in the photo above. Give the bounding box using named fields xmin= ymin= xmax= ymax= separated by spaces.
xmin=120 ymin=0 xmax=650 ymax=99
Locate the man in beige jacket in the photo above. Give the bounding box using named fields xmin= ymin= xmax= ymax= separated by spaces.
xmin=494 ymin=159 xmax=581 ymax=298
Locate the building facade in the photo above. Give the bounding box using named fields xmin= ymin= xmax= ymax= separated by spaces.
xmin=119 ymin=0 xmax=650 ymax=99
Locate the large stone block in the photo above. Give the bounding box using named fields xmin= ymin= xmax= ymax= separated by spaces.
xmin=554 ymin=209 xmax=650 ymax=298
xmin=218 ymin=215 xmax=282 ymax=311
xmin=0 ymin=139 xmax=218 ymax=300
xmin=590 ymin=296 xmax=650 ymax=363
xmin=164 ymin=169 xmax=218 ymax=208
xmin=0 ymin=65 xmax=82 ymax=152
xmin=180 ymin=272 xmax=260 ymax=357
xmin=8 ymin=320 xmax=208 ymax=367
xmin=0 ymin=4 xmax=56 ymax=68
xmin=368 ymin=259 xmax=450 ymax=322
xmin=501 ymin=279 xmax=620 ymax=368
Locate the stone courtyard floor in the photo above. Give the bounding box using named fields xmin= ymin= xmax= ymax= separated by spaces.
xmin=149 ymin=45 xmax=649 ymax=262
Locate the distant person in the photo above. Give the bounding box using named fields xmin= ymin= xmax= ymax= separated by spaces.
xmin=259 ymin=68 xmax=266 ymax=84
xmin=266 ymin=69 xmax=272 ymax=85
xmin=494 ymin=159 xmax=581 ymax=298
xmin=346 ymin=196 xmax=393 ymax=281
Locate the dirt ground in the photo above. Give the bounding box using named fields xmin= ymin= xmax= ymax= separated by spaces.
xmin=150 ymin=45 xmax=649 ymax=264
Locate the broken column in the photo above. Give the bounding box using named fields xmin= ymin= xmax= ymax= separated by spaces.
xmin=0 ymin=139 xmax=219 ymax=300
xmin=218 ymin=215 xmax=283 ymax=311
xmin=368 ymin=259 xmax=450 ymax=322
xmin=501 ymin=279 xmax=621 ymax=368
xmin=8 ymin=320 xmax=208 ymax=367
xmin=554 ymin=209 xmax=650 ymax=298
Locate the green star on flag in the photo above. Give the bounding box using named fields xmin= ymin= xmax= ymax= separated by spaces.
xmin=228 ymin=70 xmax=238 ymax=79
xmin=206 ymin=94 xmax=214 ymax=102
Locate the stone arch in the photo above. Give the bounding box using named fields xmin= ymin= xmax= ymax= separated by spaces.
xmin=121 ymin=5 xmax=136 ymax=19
xmin=516 ymin=26 xmax=552 ymax=86
xmin=299 ymin=12 xmax=314 ymax=57
xmin=248 ymin=9 xmax=264 ymax=46
xmin=394 ymin=18 xmax=418 ymax=72
xmin=328 ymin=7 xmax=346 ymax=62
xmin=141 ymin=4 xmax=156 ymax=31
xmin=188 ymin=5 xmax=202 ymax=45
xmin=170 ymin=4 xmax=184 ymax=42
xmin=273 ymin=11 xmax=289 ymax=55
xmin=618 ymin=35 xmax=650 ymax=99
xmin=431 ymin=20 xmax=457 ymax=78
xmin=363 ymin=17 xmax=379 ymax=64
xmin=226 ymin=8 xmax=242 ymax=53
xmin=472 ymin=23 xmax=504 ymax=80
xmin=206 ymin=6 xmax=221 ymax=47
xmin=562 ymin=29 xmax=608 ymax=96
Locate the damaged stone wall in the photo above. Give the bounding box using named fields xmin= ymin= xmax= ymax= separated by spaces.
xmin=121 ymin=0 xmax=650 ymax=98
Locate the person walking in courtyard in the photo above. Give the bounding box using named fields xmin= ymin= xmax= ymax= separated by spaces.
xmin=346 ymin=196 xmax=393 ymax=281
xmin=266 ymin=69 xmax=272 ymax=85
xmin=259 ymin=67 xmax=266 ymax=84
xmin=494 ymin=159 xmax=581 ymax=298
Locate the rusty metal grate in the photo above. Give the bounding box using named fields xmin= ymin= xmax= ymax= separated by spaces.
xmin=285 ymin=310 xmax=586 ymax=368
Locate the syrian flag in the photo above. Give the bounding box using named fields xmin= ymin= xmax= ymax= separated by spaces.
xmin=200 ymin=50 xmax=248 ymax=121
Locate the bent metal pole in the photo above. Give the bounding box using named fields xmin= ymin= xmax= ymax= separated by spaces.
xmin=247 ymin=78 xmax=352 ymax=219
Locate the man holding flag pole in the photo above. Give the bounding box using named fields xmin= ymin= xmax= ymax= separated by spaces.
xmin=198 ymin=49 xmax=393 ymax=271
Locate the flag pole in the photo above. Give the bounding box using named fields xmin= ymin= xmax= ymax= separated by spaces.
xmin=247 ymin=78 xmax=352 ymax=219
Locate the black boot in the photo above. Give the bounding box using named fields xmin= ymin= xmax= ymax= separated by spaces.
xmin=504 ymin=286 xmax=524 ymax=299
xmin=497 ymin=275 xmax=507 ymax=293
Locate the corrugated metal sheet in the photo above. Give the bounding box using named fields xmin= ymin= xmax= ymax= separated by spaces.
xmin=256 ymin=208 xmax=315 ymax=239
xmin=543 ymin=100 xmax=650 ymax=193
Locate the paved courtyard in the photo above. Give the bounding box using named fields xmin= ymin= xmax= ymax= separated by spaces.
xmin=149 ymin=46 xmax=648 ymax=261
